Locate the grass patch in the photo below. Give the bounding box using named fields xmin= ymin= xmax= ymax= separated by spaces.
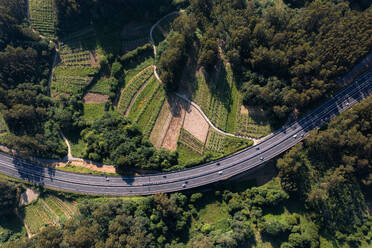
xmin=83 ymin=103 xmax=106 ymax=124
xmin=176 ymin=143 xmax=205 ymax=166
xmin=88 ymin=77 xmax=112 ymax=95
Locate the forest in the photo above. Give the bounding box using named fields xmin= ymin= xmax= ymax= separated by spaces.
xmin=158 ymin=0 xmax=372 ymax=123
xmin=0 ymin=0 xmax=66 ymax=158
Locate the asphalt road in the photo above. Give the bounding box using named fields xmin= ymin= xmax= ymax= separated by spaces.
xmin=0 ymin=69 xmax=371 ymax=196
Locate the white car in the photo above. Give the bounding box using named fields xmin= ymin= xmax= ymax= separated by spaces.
xmin=182 ymin=183 xmax=186 ymax=188
xmin=260 ymin=157 xmax=264 ymax=160
xmin=218 ymin=171 xmax=223 ymax=175
xmin=293 ymin=134 xmax=297 ymax=138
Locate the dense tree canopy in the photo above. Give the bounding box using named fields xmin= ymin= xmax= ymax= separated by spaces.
xmin=0 ymin=0 xmax=66 ymax=158
xmin=80 ymin=113 xmax=178 ymax=172
xmin=0 ymin=179 xmax=20 ymax=216
xmin=277 ymin=96 xmax=372 ymax=232
xmin=159 ymin=0 xmax=371 ymax=123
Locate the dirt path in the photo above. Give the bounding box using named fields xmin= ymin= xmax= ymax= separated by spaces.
xmin=125 ymin=75 xmax=154 ymax=117
xmin=278 ymin=0 xmax=282 ymax=9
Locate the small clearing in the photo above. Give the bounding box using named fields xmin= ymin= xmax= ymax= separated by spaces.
xmin=161 ymin=97 xmax=186 ymax=151
xmin=149 ymin=100 xmax=172 ymax=149
xmin=20 ymin=188 xmax=39 ymax=206
xmin=183 ymin=104 xmax=209 ymax=144
xmin=83 ymin=93 xmax=109 ymax=103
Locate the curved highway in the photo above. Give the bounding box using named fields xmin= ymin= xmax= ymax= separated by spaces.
xmin=0 ymin=69 xmax=371 ymax=195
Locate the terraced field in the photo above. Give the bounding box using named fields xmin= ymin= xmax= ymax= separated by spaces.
xmin=128 ymin=77 xmax=160 ymax=121
xmin=206 ymin=129 xmax=253 ymax=155
xmin=51 ymin=40 xmax=100 ymax=96
xmin=117 ymin=66 xmax=153 ymax=114
xmin=23 ymin=195 xmax=78 ymax=235
xmin=178 ymin=129 xmax=205 ymax=155
xmin=136 ymin=86 xmax=166 ymax=137
xmin=29 ymin=0 xmax=57 ymax=39
xmin=192 ymin=64 xmax=272 ymax=139
xmin=51 ymin=66 xmax=98 ymax=96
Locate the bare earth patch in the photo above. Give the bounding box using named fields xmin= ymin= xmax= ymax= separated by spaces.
xmin=183 ymin=104 xmax=209 ymax=144
xmin=20 ymin=188 xmax=39 ymax=206
xmin=161 ymin=98 xmax=186 ymax=151
xmin=149 ymin=100 xmax=172 ymax=149
xmin=83 ymin=93 xmax=109 ymax=103
xmin=240 ymin=105 xmax=249 ymax=115
xmin=55 ymin=160 xmax=116 ymax=174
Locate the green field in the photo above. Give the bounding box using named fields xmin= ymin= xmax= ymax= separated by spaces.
xmin=51 ymin=40 xmax=100 ymax=96
xmin=88 ymin=77 xmax=112 ymax=95
xmin=117 ymin=67 xmax=153 ymax=114
xmin=23 ymin=195 xmax=78 ymax=235
xmin=128 ymin=77 xmax=160 ymax=121
xmin=29 ymin=0 xmax=57 ymax=39
xmin=136 ymin=86 xmax=166 ymax=137
xmin=206 ymin=129 xmax=253 ymax=155
xmin=83 ymin=103 xmax=106 ymax=124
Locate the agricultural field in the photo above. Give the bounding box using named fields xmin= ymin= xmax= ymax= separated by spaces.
xmin=29 ymin=0 xmax=57 ymax=39
xmin=51 ymin=66 xmax=98 ymax=96
xmin=236 ymin=106 xmax=273 ymax=139
xmin=191 ymin=64 xmax=272 ymax=139
xmin=88 ymin=78 xmax=113 ymax=95
xmin=51 ymin=40 xmax=100 ymax=96
xmin=206 ymin=129 xmax=253 ymax=155
xmin=178 ymin=128 xmax=205 ymax=155
xmin=136 ymin=86 xmax=166 ymax=138
xmin=83 ymin=103 xmax=106 ymax=124
xmin=127 ymin=77 xmax=160 ymax=121
xmin=117 ymin=66 xmax=154 ymax=114
xmin=23 ymin=195 xmax=78 ymax=235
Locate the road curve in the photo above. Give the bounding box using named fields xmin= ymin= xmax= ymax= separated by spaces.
xmin=0 ymin=68 xmax=371 ymax=195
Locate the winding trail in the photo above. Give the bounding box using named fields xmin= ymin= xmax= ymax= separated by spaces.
xmin=150 ymin=11 xmax=269 ymax=144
